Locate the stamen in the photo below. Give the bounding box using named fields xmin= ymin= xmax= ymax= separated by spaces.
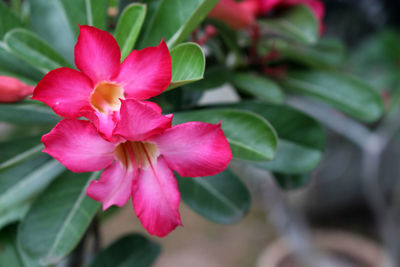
xmin=115 ymin=141 xmax=159 ymax=170
xmin=90 ymin=82 xmax=124 ymax=113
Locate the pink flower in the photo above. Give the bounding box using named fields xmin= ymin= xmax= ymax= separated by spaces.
xmin=41 ymin=99 xmax=232 ymax=237
xmin=0 ymin=76 xmax=34 ymax=102
xmin=32 ymin=25 xmax=171 ymax=139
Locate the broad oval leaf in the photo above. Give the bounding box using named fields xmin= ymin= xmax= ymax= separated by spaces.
xmin=86 ymin=0 xmax=107 ymax=29
xmin=0 ymin=225 xmax=23 ymax=267
xmin=259 ymin=5 xmax=318 ymax=45
xmin=0 ymin=42 xmax=43 ymax=82
xmin=0 ymin=200 xmax=31 ymax=230
xmin=231 ymin=72 xmax=285 ymax=103
xmin=178 ymin=169 xmax=251 ymax=224
xmin=138 ymin=0 xmax=218 ymax=48
xmin=89 ymin=234 xmax=161 ymax=267
xmin=173 ymin=108 xmax=278 ymax=161
xmin=0 ymin=103 xmax=60 ymax=125
xmin=4 ymin=29 xmax=73 ymax=73
xmin=167 ymin=42 xmax=205 ymax=90
xmin=225 ymin=102 xmax=325 ymax=174
xmin=0 ymin=1 xmax=24 ymax=39
xmin=280 ymin=70 xmax=385 ymax=122
xmin=115 ymin=3 xmax=146 ymax=60
xmin=0 ymin=156 xmax=65 ymax=213
xmin=18 ymin=172 xmax=100 ymax=266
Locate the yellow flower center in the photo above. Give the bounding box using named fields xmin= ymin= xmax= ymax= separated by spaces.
xmin=90 ymin=82 xmax=124 ymax=113
xmin=115 ymin=141 xmax=159 ymax=170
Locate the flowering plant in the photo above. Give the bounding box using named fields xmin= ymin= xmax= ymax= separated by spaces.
xmin=0 ymin=0 xmax=390 ymax=266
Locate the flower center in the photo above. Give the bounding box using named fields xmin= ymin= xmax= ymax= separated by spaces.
xmin=115 ymin=141 xmax=159 ymax=170
xmin=90 ymin=82 xmax=124 ymax=114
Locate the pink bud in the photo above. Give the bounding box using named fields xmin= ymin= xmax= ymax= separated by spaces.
xmin=0 ymin=75 xmax=34 ymax=103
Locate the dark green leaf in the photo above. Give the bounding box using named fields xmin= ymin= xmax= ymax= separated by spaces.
xmin=274 ymin=172 xmax=311 ymax=190
xmin=224 ymin=102 xmax=325 ymax=174
xmin=178 ymin=169 xmax=250 ymax=224
xmin=167 ymin=42 xmax=205 ymax=90
xmin=231 ymin=72 xmax=285 ymax=103
xmin=173 ymin=108 xmax=278 ymax=161
xmin=0 ymin=103 xmax=60 ymax=125
xmin=0 ymin=199 xmax=31 ymax=230
xmin=115 ymin=3 xmax=146 ymax=60
xmin=138 ymin=0 xmax=218 ymax=48
xmin=86 ymin=0 xmax=107 ymax=29
xmin=0 ymin=42 xmax=43 ymax=81
xmin=185 ymin=65 xmax=231 ymax=91
xmin=89 ymin=234 xmax=161 ymax=267
xmin=259 ymin=5 xmax=318 ymax=45
xmin=0 ymin=225 xmax=23 ymax=267
xmin=281 ymin=70 xmax=385 ymax=122
xmin=4 ymin=29 xmax=73 ymax=73
xmin=18 ymin=172 xmax=100 ymax=266
xmin=0 ymin=1 xmax=24 ymax=39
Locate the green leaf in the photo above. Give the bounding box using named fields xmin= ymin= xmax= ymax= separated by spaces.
xmin=231 ymin=72 xmax=285 ymax=103
xmin=0 ymin=199 xmax=31 ymax=230
xmin=89 ymin=234 xmax=161 ymax=267
xmin=18 ymin=172 xmax=100 ymax=266
xmin=86 ymin=0 xmax=107 ymax=29
xmin=259 ymin=5 xmax=318 ymax=45
xmin=0 ymin=225 xmax=23 ymax=267
xmin=0 ymin=103 xmax=60 ymax=125
xmin=0 ymin=135 xmax=42 ymax=164
xmin=0 ymin=1 xmax=24 ymax=39
xmin=138 ymin=0 xmax=218 ymax=48
xmin=0 ymin=42 xmax=43 ymax=81
xmin=115 ymin=3 xmax=146 ymax=60
xmin=178 ymin=169 xmax=250 ymax=224
xmin=0 ymin=144 xmax=43 ymax=170
xmin=269 ymin=38 xmax=345 ymax=69
xmin=225 ymin=102 xmax=325 ymax=174
xmin=0 ymin=156 xmax=65 ymax=213
xmin=173 ymin=109 xmax=278 ymax=161
xmin=186 ymin=65 xmax=231 ymax=91
xmin=167 ymin=42 xmax=205 ymax=90
xmin=4 ymin=29 xmax=73 ymax=73
xmin=281 ymin=70 xmax=385 ymax=122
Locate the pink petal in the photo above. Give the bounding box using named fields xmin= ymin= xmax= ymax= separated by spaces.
xmin=83 ymin=109 xmax=120 ymax=141
xmin=75 ymin=25 xmax=121 ymax=84
xmin=32 ymin=67 xmax=93 ymax=118
xmin=115 ymin=40 xmax=171 ymax=100
xmin=132 ymin=157 xmax=181 ymax=237
xmin=150 ymin=122 xmax=232 ymax=177
xmin=42 ymin=119 xmax=116 ymax=172
xmin=0 ymin=75 xmax=34 ymax=102
xmin=114 ymin=99 xmax=172 ymax=141
xmin=87 ymin=161 xmax=136 ymax=210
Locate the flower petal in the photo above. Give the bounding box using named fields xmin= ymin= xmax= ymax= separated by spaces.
xmin=83 ymin=109 xmax=120 ymax=141
xmin=150 ymin=122 xmax=232 ymax=177
xmin=208 ymin=0 xmax=256 ymax=29
xmin=87 ymin=161 xmax=136 ymax=210
xmin=132 ymin=157 xmax=181 ymax=237
xmin=42 ymin=119 xmax=116 ymax=172
xmin=32 ymin=68 xmax=93 ymax=118
xmin=115 ymin=40 xmax=171 ymax=100
xmin=0 ymin=75 xmax=34 ymax=102
xmin=114 ymin=99 xmax=172 ymax=141
xmin=75 ymin=25 xmax=121 ymax=84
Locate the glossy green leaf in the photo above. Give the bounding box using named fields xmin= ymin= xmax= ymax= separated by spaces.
xmin=167 ymin=42 xmax=205 ymax=90
xmin=0 ymin=156 xmax=65 ymax=213
xmin=0 ymin=103 xmax=60 ymax=125
xmin=186 ymin=65 xmax=231 ymax=91
xmin=269 ymin=38 xmax=345 ymax=69
xmin=4 ymin=29 xmax=73 ymax=73
xmin=178 ymin=169 xmax=250 ymax=224
xmin=0 ymin=199 xmax=31 ymax=230
xmin=259 ymin=5 xmax=318 ymax=45
xmin=231 ymin=72 xmax=285 ymax=103
xmin=18 ymin=172 xmax=100 ymax=266
xmin=0 ymin=144 xmax=43 ymax=170
xmin=86 ymin=0 xmax=107 ymax=29
xmin=173 ymin=109 xmax=278 ymax=161
xmin=281 ymin=70 xmax=385 ymax=122
xmin=0 ymin=42 xmax=43 ymax=81
xmin=225 ymin=102 xmax=325 ymax=174
xmin=0 ymin=135 xmax=42 ymax=164
xmin=0 ymin=225 xmax=23 ymax=267
xmin=0 ymin=1 xmax=24 ymax=39
xmin=89 ymin=234 xmax=161 ymax=267
xmin=138 ymin=0 xmax=218 ymax=48
xmin=115 ymin=3 xmax=146 ymax=60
